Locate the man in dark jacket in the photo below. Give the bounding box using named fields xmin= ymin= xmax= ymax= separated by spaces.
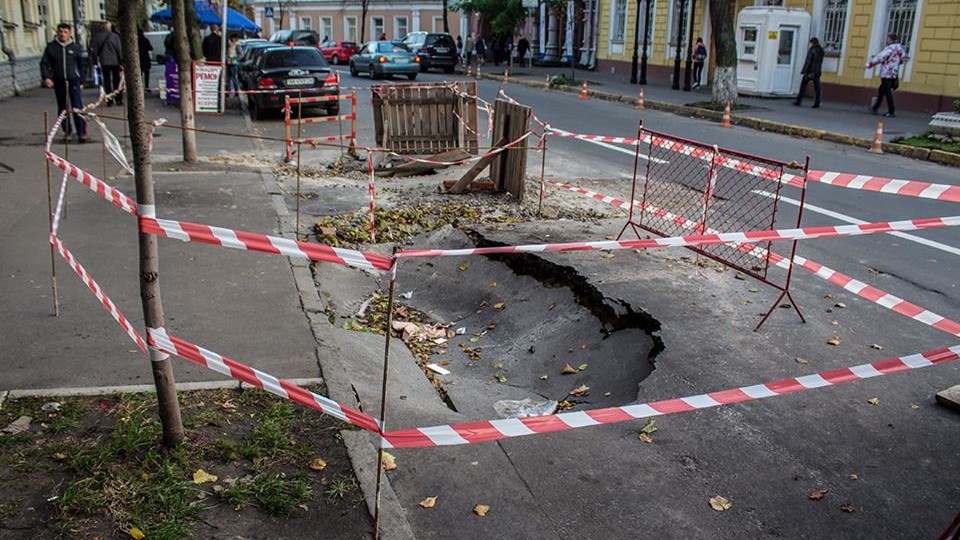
xmin=516 ymin=36 xmax=529 ymax=67
xmin=138 ymin=28 xmax=154 ymax=92
xmin=91 ymin=21 xmax=123 ymax=105
xmin=202 ymin=25 xmax=222 ymax=62
xmin=794 ymin=37 xmax=823 ymax=108
xmin=41 ymin=23 xmax=87 ymax=142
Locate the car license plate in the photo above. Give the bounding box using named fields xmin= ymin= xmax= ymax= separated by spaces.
xmin=435 ymin=47 xmax=448 ymax=53
xmin=395 ymin=57 xmax=408 ymax=63
xmin=285 ymin=77 xmax=313 ymax=86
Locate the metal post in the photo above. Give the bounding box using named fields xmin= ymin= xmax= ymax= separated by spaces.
xmin=618 ymin=120 xmax=643 ymax=240
xmin=373 ymin=258 xmax=398 ymax=540
xmin=639 ymin=0 xmax=652 ymax=84
xmin=44 ymin=112 xmax=60 ymax=317
xmin=538 ymin=132 xmax=548 ymax=216
xmin=296 ymin=92 xmax=302 ymax=236
xmin=682 ymin=0 xmax=697 ymax=91
xmin=630 ymin=0 xmax=641 ymax=84
xmin=350 ymin=90 xmax=358 ymax=158
xmin=671 ymin=0 xmax=685 ymax=90
xmin=220 ymin=0 xmax=228 ymax=113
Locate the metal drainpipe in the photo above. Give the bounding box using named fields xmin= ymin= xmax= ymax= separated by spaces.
xmin=0 ymin=20 xmax=20 ymax=96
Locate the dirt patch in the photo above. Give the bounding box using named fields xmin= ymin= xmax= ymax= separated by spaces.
xmin=0 ymin=388 xmax=372 ymax=540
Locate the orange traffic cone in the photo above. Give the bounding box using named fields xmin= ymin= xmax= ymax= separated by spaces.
xmin=504 ymin=69 xmax=509 ymax=83
xmin=720 ymin=101 xmax=732 ymax=127
xmin=635 ymin=87 xmax=645 ymax=109
xmin=475 ymin=64 xmax=481 ymax=80
xmin=868 ymin=122 xmax=884 ymax=154
xmin=466 ymin=65 xmax=472 ymax=78
xmin=579 ymin=80 xmax=589 ymax=100
xmin=544 ymin=74 xmax=550 ymax=91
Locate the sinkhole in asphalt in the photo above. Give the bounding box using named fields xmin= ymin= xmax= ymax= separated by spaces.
xmin=399 ymin=227 xmax=663 ymax=417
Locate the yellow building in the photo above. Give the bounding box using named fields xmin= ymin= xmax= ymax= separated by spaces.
xmin=595 ymin=0 xmax=960 ymax=112
xmin=1 ymin=0 xmax=106 ymax=98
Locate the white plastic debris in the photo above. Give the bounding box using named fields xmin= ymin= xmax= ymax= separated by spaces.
xmin=455 ymin=327 xmax=467 ymax=335
xmin=1 ymin=416 xmax=32 ymax=435
xmin=425 ymin=364 xmax=451 ymax=376
xmin=493 ymin=399 xmax=558 ymax=419
xmin=399 ymin=291 xmax=414 ymax=299
xmin=41 ymin=402 xmax=62 ymax=413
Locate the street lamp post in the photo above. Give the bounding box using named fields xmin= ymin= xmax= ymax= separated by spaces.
xmin=630 ymin=0 xmax=641 ymax=83
xmin=639 ymin=0 xmax=651 ymax=84
xmin=671 ymin=0 xmax=684 ymax=90
xmin=682 ymin=0 xmax=697 ymax=91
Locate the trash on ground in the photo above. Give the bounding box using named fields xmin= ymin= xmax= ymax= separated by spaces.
xmin=493 ymin=398 xmax=558 ymax=419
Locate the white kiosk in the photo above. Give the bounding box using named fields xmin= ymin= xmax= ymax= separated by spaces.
xmin=736 ymin=7 xmax=811 ymax=97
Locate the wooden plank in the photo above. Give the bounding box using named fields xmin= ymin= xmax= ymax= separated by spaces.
xmin=442 ymin=179 xmax=495 ymax=191
xmin=448 ymin=137 xmax=506 ymax=194
xmin=377 ymin=148 xmax=471 ymax=178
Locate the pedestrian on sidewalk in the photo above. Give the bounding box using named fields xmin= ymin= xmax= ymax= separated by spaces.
xmin=867 ymin=33 xmax=905 ymax=118
xmin=226 ymin=33 xmax=241 ymax=99
xmin=456 ymin=35 xmax=464 ymax=62
xmin=794 ymin=37 xmax=823 ymax=108
xmin=202 ymin=25 xmax=222 ymax=63
xmin=474 ymin=36 xmax=486 ymax=66
xmin=517 ymin=35 xmax=530 ymax=67
xmin=137 ymin=28 xmax=154 ymax=93
xmin=692 ymin=38 xmax=707 ymax=88
xmin=41 ymin=23 xmax=87 ymax=143
xmin=465 ymin=33 xmax=475 ymax=66
xmin=92 ymin=21 xmax=123 ymax=105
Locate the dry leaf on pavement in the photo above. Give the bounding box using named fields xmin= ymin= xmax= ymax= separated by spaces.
xmin=795 ymin=357 xmax=809 ymax=364
xmin=493 ymin=302 xmax=505 ymax=310
xmin=309 ymin=458 xmax=327 ymax=471
xmin=709 ymin=495 xmax=732 ymax=511
xmin=128 ymin=528 xmax=146 ymax=540
xmin=459 ymin=263 xmax=469 ymax=271
xmin=867 ymin=397 xmax=880 ymax=405
xmin=839 ymin=503 xmax=856 ymax=513
xmin=808 ymin=489 xmax=828 ymax=501
xmin=419 ymin=496 xmax=438 ymax=508
xmin=192 ymin=469 xmax=218 ymax=484
xmin=560 ymin=363 xmax=578 ymax=374
xmin=835 ymin=302 xmax=847 ymax=308
xmin=568 ymin=385 xmax=590 ymax=397
xmin=381 ymin=452 xmax=397 ymax=471
xmin=870 ymin=344 xmax=883 ymax=350
xmin=473 ymin=504 xmax=490 ymax=516
xmin=827 ymin=336 xmax=841 ymax=346
xmin=638 ymin=433 xmax=654 ymax=443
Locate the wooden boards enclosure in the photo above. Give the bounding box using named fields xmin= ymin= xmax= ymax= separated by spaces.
xmin=371 ymin=82 xmax=480 ymax=155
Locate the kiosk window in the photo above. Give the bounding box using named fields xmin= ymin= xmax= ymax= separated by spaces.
xmin=741 ymin=27 xmax=758 ymax=59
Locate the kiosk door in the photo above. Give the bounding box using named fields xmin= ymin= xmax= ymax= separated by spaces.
xmin=773 ymin=26 xmax=798 ymax=94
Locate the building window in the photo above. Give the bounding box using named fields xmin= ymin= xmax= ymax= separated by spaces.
xmin=432 ymin=16 xmax=445 ymax=33
xmin=38 ymin=0 xmax=49 ymax=27
xmin=885 ymin=0 xmax=917 ymax=54
xmin=820 ymin=0 xmax=847 ymax=55
xmin=372 ymin=16 xmax=385 ymax=39
xmin=610 ymin=0 xmax=627 ymax=42
xmin=345 ymin=16 xmax=357 ymax=42
xmin=300 ymin=16 xmax=312 ymax=30
xmin=395 ymin=16 xmax=408 ymax=39
xmin=667 ymin=0 xmax=689 ymax=48
xmin=740 ymin=26 xmax=758 ymax=60
xmin=320 ymin=17 xmax=333 ymax=41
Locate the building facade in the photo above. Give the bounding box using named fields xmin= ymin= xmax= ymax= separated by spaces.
xmin=594 ymin=0 xmax=960 ymax=112
xmin=1 ymin=0 xmax=106 ymax=98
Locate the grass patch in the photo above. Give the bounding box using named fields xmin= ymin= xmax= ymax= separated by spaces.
xmin=686 ymin=101 xmax=752 ymax=111
xmin=892 ymin=133 xmax=960 ymax=154
xmin=223 ymin=473 xmax=312 ymax=515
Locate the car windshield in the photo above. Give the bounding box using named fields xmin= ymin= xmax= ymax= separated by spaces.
xmin=377 ymin=42 xmax=408 ymax=53
xmin=425 ymin=35 xmax=455 ymax=48
xmin=264 ymin=49 xmax=326 ymax=68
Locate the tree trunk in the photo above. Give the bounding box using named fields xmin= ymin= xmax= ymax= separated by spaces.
xmin=172 ymin=0 xmax=199 ymax=162
xmin=709 ymin=0 xmax=737 ymax=103
xmin=442 ymin=0 xmax=450 ymax=34
xmin=183 ymin=0 xmax=203 ymax=60
xmin=360 ymin=1 xmax=369 ymax=43
xmin=118 ymin=0 xmax=185 ymax=449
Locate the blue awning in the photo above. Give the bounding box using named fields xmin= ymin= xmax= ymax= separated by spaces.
xmin=150 ymin=1 xmax=260 ymax=33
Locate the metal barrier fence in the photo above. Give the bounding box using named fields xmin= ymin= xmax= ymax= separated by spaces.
xmin=284 ymin=92 xmax=358 ymax=162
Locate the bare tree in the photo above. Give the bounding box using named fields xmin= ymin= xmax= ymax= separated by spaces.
xmin=360 ymin=0 xmax=371 ymax=42
xmin=172 ymin=0 xmax=199 ymax=162
xmin=118 ymin=0 xmax=185 ymax=449
xmin=443 ymin=0 xmax=450 ymax=34
xmin=709 ymin=0 xmax=737 ymax=103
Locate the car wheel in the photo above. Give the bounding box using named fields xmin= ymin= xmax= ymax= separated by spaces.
xmin=331 ymin=55 xmax=339 ymax=65
xmin=370 ymin=64 xmax=380 ymax=79
xmin=407 ymin=73 xmax=418 ymax=80
xmin=251 ymin=99 xmax=266 ymax=120
xmin=350 ymin=63 xmax=359 ymax=77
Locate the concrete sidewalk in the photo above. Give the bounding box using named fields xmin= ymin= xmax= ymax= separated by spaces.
xmin=477 ymin=64 xmax=952 ymax=162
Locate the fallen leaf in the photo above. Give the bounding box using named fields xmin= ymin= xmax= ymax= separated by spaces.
xmin=473 ymin=504 xmax=490 ymax=516
xmin=709 ymin=495 xmax=732 ymax=511
xmin=831 ymin=320 xmax=839 ymax=326
xmin=309 ymin=458 xmax=327 ymax=471
xmin=488 ymin=281 xmax=497 ymax=287
xmin=748 ymin=287 xmax=760 ymax=293
xmin=577 ymin=363 xmax=588 ymax=371
xmin=298 ymin=503 xmax=309 ymax=511
xmin=910 ymin=403 xmax=920 ymax=409
xmin=600 ymin=252 xmax=615 ymax=259
xmin=459 ymin=263 xmax=469 ymax=271
xmin=827 ymin=336 xmax=841 ymax=346
xmin=734 ymin=273 xmax=746 ymax=280
xmin=824 ymin=293 xmax=834 ymax=299
xmin=638 ymin=433 xmax=654 ymax=443
xmin=52 ymin=452 xmax=67 ymax=460
xmin=419 ymin=496 xmax=437 ymax=508
xmin=839 ymin=503 xmax=856 ymax=513
xmin=547 ymin=302 xmax=556 ymax=311
xmin=779 ymin=302 xmax=792 ymax=309
xmin=381 ymin=452 xmax=397 ymax=471
xmin=795 ymin=357 xmax=809 ymax=364
xmin=848 ymin=473 xmax=859 ymax=480
xmin=867 ymin=397 xmax=880 ymax=405
xmin=870 ymin=344 xmax=883 ymax=350
xmin=568 ymin=385 xmax=590 ymax=397
xmin=494 ymin=373 xmax=507 ymax=383
xmin=193 ymin=469 xmax=218 ymax=484
xmin=493 ymin=302 xmax=505 ymax=310
xmin=129 ymin=528 xmax=146 ymax=540
xmin=835 ymin=302 xmax=847 ymax=309
xmin=809 ymin=489 xmax=828 ymax=501
xmin=560 ymin=363 xmax=578 ymax=374
xmin=640 ymin=419 xmax=658 ymax=435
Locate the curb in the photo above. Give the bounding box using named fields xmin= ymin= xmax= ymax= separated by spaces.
xmin=481 ymin=73 xmax=959 ymax=168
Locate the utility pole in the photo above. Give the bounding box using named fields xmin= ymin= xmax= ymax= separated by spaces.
xmin=630 ymin=0 xmax=640 ymax=84
xmin=671 ymin=0 xmax=684 ymax=90
xmin=639 ymin=0 xmax=651 ymax=84
xmin=172 ymin=0 xmax=199 ymax=162
xmin=682 ymin=0 xmax=697 ymax=91
xmin=118 ymin=0 xmax=185 ymax=449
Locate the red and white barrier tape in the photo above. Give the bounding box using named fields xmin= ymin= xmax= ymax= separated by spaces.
xmin=46 ymin=151 xmax=138 ymax=216
xmin=380 ymin=345 xmax=960 ymax=447
xmin=293 ymin=113 xmax=357 ymax=125
xmin=804 ymin=169 xmax=960 ymax=203
xmin=368 ymin=154 xmax=376 ymax=243
xmin=548 ymin=180 xmax=960 ymax=337
xmin=138 ymin=216 xmax=394 ymax=272
xmin=50 ymin=235 xmax=147 ymax=352
xmin=147 ymin=327 xmax=382 ymax=432
xmin=395 ymin=216 xmax=960 ymax=259
xmin=303 ymin=133 xmax=355 ymax=145
xmin=497 ymin=89 xmax=546 ymax=127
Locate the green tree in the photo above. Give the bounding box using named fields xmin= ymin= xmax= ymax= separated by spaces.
xmin=456 ymin=0 xmax=526 ymax=35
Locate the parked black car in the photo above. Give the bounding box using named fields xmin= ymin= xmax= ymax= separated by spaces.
xmin=238 ymin=42 xmax=281 ymax=90
xmin=246 ymin=47 xmax=339 ymax=120
xmin=269 ymin=29 xmax=320 ymax=47
xmin=399 ymin=32 xmax=457 ymax=73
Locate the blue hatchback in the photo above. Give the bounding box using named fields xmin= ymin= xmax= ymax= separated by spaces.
xmin=349 ymin=41 xmax=420 ymax=80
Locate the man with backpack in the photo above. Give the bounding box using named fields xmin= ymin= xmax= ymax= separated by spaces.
xmin=91 ymin=21 xmax=123 ymax=105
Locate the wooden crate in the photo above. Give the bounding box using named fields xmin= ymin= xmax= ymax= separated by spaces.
xmin=371 ymin=82 xmax=479 ymax=155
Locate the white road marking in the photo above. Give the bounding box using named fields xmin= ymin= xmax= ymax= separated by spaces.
xmin=754 ymin=190 xmax=960 ymax=258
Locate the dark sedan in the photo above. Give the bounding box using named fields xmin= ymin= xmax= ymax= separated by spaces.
xmin=246 ymin=47 xmax=339 ymax=120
